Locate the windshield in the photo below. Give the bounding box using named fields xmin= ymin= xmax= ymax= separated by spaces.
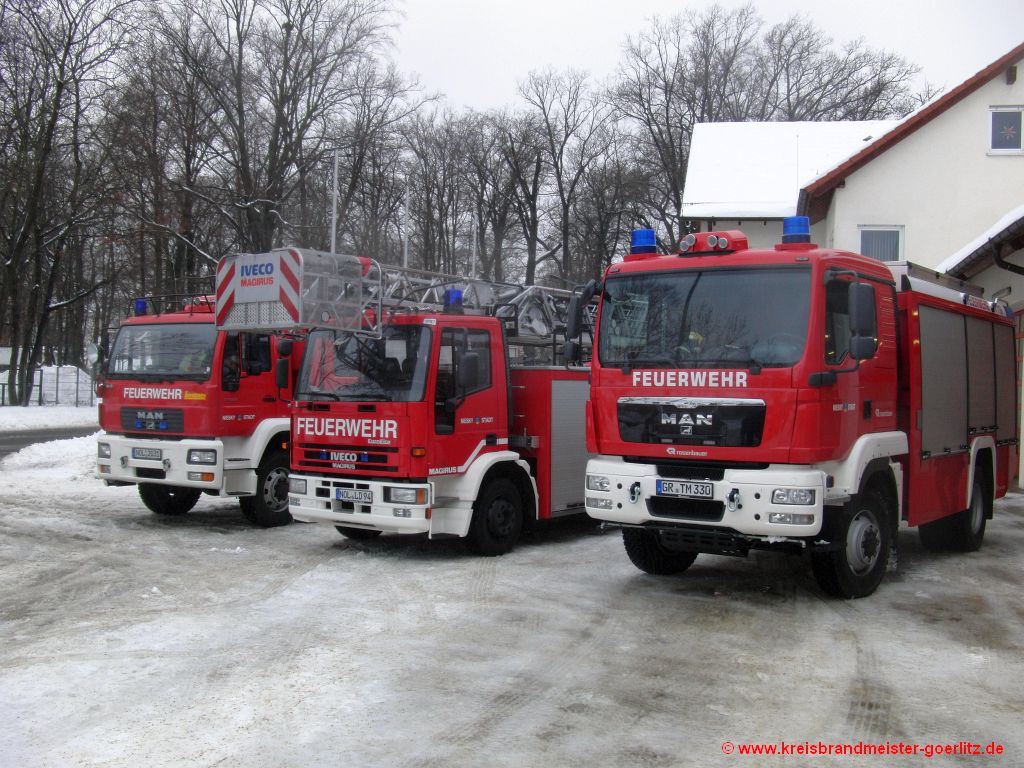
xmin=297 ymin=326 xmax=432 ymax=402
xmin=107 ymin=323 xmax=217 ymax=381
xmin=598 ymin=268 xmax=811 ymax=368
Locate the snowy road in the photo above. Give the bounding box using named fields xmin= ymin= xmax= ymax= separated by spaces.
xmin=1 ymin=435 xmax=1023 ymax=767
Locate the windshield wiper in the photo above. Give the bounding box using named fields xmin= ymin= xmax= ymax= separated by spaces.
xmin=298 ymin=389 xmax=341 ymax=401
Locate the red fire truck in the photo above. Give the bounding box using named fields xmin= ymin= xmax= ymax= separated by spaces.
xmin=95 ymin=294 xmax=302 ymax=527
xmin=567 ymin=218 xmax=1018 ymax=597
xmin=215 ymin=248 xmax=591 ymax=554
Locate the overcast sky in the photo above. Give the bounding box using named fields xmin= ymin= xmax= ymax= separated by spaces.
xmin=391 ymin=0 xmax=1024 ymax=111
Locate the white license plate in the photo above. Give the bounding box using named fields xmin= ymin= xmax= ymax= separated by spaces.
xmin=337 ymin=488 xmax=373 ymax=504
xmin=656 ymin=479 xmax=713 ymax=499
xmin=132 ymin=447 xmax=162 ymax=460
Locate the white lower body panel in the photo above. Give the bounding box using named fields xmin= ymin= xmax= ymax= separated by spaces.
xmin=584 ymin=456 xmax=828 ymax=539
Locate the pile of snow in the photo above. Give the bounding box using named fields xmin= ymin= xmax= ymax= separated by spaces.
xmin=1 ymin=365 xmax=95 ymax=407
xmin=0 ymin=404 xmax=98 ymax=433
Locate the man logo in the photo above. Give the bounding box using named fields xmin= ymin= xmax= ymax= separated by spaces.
xmin=660 ymin=412 xmax=712 ymax=427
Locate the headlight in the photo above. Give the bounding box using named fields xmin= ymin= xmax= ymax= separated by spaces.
xmin=187 ymin=449 xmax=217 ymax=465
xmin=385 ymin=486 xmax=426 ymax=505
xmin=586 ymin=475 xmax=611 ymax=492
xmin=289 ymin=477 xmax=307 ymax=495
xmin=586 ymin=497 xmax=614 ymax=510
xmin=98 ymin=443 xmax=111 ymax=459
xmin=772 ymin=488 xmax=815 ymax=505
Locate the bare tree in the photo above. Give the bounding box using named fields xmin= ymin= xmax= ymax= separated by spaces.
xmin=404 ymin=110 xmax=469 ymax=274
xmin=167 ymin=0 xmax=393 ymax=251
xmin=610 ymin=4 xmax=922 ymax=249
xmin=752 ymin=17 xmax=920 ymax=120
xmin=521 ymin=68 xmax=610 ymax=285
xmin=0 ymin=0 xmax=134 ymax=404
xmin=499 ymin=111 xmax=553 ymax=286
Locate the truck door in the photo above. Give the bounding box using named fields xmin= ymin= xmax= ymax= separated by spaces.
xmin=821 ymin=273 xmax=894 ymax=456
xmin=221 ymin=331 xmax=279 ymax=436
xmin=432 ymin=325 xmax=503 ymax=473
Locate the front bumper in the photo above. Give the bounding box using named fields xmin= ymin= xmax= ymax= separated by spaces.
xmin=584 ymin=457 xmax=827 ymax=539
xmin=289 ymin=474 xmax=433 ymax=534
xmin=96 ymin=434 xmax=223 ymax=490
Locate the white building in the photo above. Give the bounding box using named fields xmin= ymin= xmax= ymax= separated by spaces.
xmin=683 ymin=41 xmax=1024 ymax=275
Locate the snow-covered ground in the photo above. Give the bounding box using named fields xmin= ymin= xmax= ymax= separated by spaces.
xmin=0 ymin=404 xmax=98 ymax=432
xmin=1 ymin=431 xmax=1023 ymax=766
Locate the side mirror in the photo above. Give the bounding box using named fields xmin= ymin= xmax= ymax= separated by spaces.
xmin=277 ymin=338 xmax=293 ymax=358
xmin=848 ymin=282 xmax=875 ymax=336
xmin=565 ymin=295 xmax=583 ymax=340
xmin=850 ymin=335 xmax=877 ymax=361
xmin=566 ymin=280 xmax=597 ymax=340
xmin=563 ymin=340 xmax=581 ymax=364
xmin=276 ymin=358 xmax=290 ymax=389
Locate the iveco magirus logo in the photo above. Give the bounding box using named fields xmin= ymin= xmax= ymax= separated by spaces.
xmin=319 ymin=451 xmax=369 ymax=463
xmin=661 ymin=411 xmax=712 ymax=436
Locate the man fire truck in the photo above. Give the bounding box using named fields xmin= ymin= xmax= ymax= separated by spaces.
xmin=215 ymin=248 xmax=591 ymax=554
xmin=566 ymin=217 xmax=1018 ymax=598
xmin=95 ymin=294 xmax=302 ymax=527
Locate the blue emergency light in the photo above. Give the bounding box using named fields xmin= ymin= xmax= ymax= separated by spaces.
xmin=443 ymin=288 xmax=464 ymax=313
xmin=782 ymin=216 xmax=811 ymax=244
xmin=631 ymin=229 xmax=657 ymax=254
xmin=134 ymin=298 xmax=148 ymax=316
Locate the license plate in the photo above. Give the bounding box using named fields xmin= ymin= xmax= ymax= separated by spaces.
xmin=656 ymin=479 xmax=713 ymax=499
xmin=337 ymin=488 xmax=373 ymax=504
xmin=132 ymin=447 xmax=163 ymax=460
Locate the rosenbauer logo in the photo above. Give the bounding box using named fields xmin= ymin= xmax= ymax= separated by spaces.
xmin=295 ymin=417 xmax=398 ymax=440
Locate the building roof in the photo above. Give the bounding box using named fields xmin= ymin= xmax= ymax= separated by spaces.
xmin=935 ymin=204 xmax=1024 ymax=279
xmin=798 ymin=41 xmax=1024 ymax=223
xmin=681 ymin=120 xmax=898 ymax=220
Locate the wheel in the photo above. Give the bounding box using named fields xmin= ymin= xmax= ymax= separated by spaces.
xmin=239 ymin=451 xmax=292 ymax=528
xmin=918 ymin=479 xmax=988 ymax=553
xmin=335 ymin=526 xmax=383 ymax=540
xmin=138 ymin=484 xmax=201 ymax=516
xmin=622 ymin=528 xmax=698 ymax=575
xmin=466 ymin=478 xmax=523 ymax=556
xmin=811 ymin=491 xmax=891 ymax=598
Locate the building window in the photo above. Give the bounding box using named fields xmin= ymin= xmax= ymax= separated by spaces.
xmin=991 ymin=108 xmax=1023 ymax=151
xmin=859 ymin=226 xmax=903 ymax=262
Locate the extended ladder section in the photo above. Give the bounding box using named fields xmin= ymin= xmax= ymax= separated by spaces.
xmin=215 ymin=247 xmax=589 ymax=351
xmin=887 ymin=261 xmax=1012 ymax=316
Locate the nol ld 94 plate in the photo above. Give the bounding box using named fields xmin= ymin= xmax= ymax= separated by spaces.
xmin=336 ymin=488 xmax=373 ymax=504
xmin=132 ymin=447 xmax=163 ymax=460
xmin=656 ymin=479 xmax=713 ymax=499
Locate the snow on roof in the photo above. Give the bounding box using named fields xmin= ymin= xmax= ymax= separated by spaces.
xmin=682 ymin=120 xmax=900 ymax=219
xmin=936 ymin=203 xmax=1024 ymax=274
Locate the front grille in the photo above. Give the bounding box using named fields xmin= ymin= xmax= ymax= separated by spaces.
xmin=658 ymin=527 xmax=749 ymax=557
xmin=647 ymin=496 xmax=724 ymax=521
xmin=618 ymin=399 xmax=765 ymax=447
xmin=655 ymin=464 xmax=726 ymax=481
xmin=297 ymin=442 xmax=399 ymax=473
xmin=120 ymin=407 xmax=185 ymax=433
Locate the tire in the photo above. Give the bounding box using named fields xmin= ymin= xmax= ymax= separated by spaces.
xmin=466 ymin=477 xmax=523 ymax=556
xmin=239 ymin=451 xmax=292 ymax=528
xmin=622 ymin=528 xmax=698 ymax=575
xmin=335 ymin=526 xmax=383 ymax=540
xmin=138 ymin=484 xmax=201 ymax=516
xmin=918 ymin=479 xmax=988 ymax=553
xmin=811 ymin=491 xmax=891 ymax=599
